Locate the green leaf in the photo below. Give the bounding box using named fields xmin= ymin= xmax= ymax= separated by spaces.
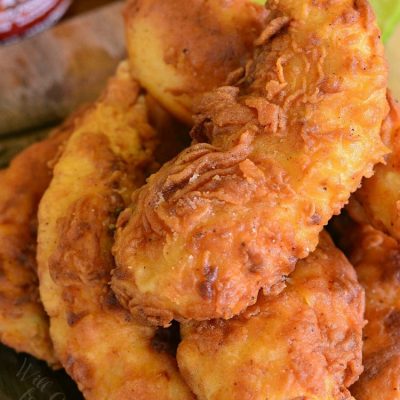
xmin=370 ymin=0 xmax=400 ymax=42
xmin=251 ymin=0 xmax=400 ymax=43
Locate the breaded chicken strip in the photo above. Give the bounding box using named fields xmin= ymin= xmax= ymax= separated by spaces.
xmin=177 ymin=232 xmax=364 ymax=400
xmin=348 ymin=92 xmax=400 ymax=241
xmin=37 ymin=62 xmax=194 ymax=400
xmin=112 ymin=0 xmax=388 ymax=324
xmin=0 ymin=125 xmax=71 ymax=366
xmin=125 ymin=0 xmax=268 ymax=124
xmin=0 ymin=95 xmax=185 ymax=370
xmin=344 ymin=224 xmax=400 ymax=399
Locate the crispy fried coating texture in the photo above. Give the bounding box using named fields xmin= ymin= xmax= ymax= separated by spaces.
xmin=112 ymin=0 xmax=388 ymax=324
xmin=0 ymin=125 xmax=71 ymax=366
xmin=345 ymin=225 xmax=400 ymax=400
xmin=177 ymin=232 xmax=364 ymax=400
xmin=37 ymin=62 xmax=194 ymax=400
xmin=124 ymin=0 xmax=268 ymax=124
xmin=348 ymin=92 xmax=400 ymax=241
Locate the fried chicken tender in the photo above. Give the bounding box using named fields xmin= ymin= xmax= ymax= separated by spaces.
xmin=177 ymin=232 xmax=364 ymax=400
xmin=343 ymin=224 xmax=400 ymax=400
xmin=37 ymin=62 xmax=194 ymax=400
xmin=125 ymin=0 xmax=268 ymax=124
xmin=0 ymin=125 xmax=71 ymax=366
xmin=112 ymin=0 xmax=388 ymax=324
xmin=348 ymin=92 xmax=400 ymax=241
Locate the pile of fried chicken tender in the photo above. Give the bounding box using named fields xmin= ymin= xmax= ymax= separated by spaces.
xmin=1 ymin=0 xmax=400 ymax=399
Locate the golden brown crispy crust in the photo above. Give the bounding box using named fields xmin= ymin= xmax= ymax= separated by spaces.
xmin=0 ymin=122 xmax=72 ymax=366
xmin=348 ymin=92 xmax=400 ymax=241
xmin=124 ymin=0 xmax=268 ymax=123
xmin=112 ymin=0 xmax=388 ymax=324
xmin=177 ymin=232 xmax=364 ymax=400
xmin=37 ymin=62 xmax=194 ymax=400
xmin=345 ymin=224 xmax=400 ymax=400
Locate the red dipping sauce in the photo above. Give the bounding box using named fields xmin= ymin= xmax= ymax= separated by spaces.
xmin=0 ymin=0 xmax=72 ymax=44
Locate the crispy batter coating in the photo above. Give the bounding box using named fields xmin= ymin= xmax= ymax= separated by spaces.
xmin=37 ymin=62 xmax=194 ymax=400
xmin=112 ymin=0 xmax=388 ymax=324
xmin=0 ymin=125 xmax=71 ymax=366
xmin=348 ymin=92 xmax=400 ymax=241
xmin=345 ymin=224 xmax=400 ymax=400
xmin=124 ymin=0 xmax=268 ymax=124
xmin=177 ymin=232 xmax=364 ymax=400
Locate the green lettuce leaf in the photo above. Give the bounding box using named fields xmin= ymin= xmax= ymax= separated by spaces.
xmin=252 ymin=0 xmax=400 ymax=43
xmin=370 ymin=0 xmax=400 ymax=42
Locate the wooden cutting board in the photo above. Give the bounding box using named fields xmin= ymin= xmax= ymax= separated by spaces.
xmin=0 ymin=2 xmax=125 ymax=136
